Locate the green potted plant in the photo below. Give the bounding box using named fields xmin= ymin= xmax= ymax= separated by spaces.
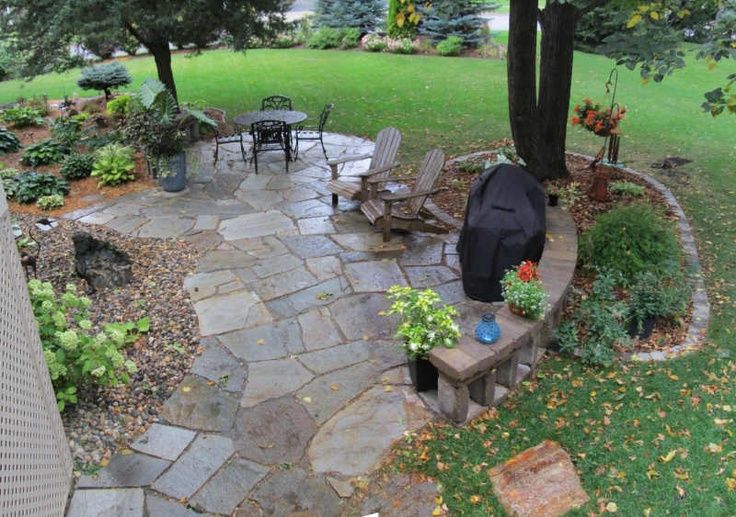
xmin=501 ymin=261 xmax=549 ymax=320
xmin=383 ymin=285 xmax=461 ymax=391
xmin=545 ymin=183 xmax=560 ymax=207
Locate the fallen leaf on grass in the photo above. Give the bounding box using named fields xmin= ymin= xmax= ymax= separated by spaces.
xmin=659 ymin=450 xmax=677 ymax=463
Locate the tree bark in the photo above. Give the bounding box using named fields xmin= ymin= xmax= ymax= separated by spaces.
xmin=507 ymin=1 xmax=578 ymax=180
xmin=149 ymin=41 xmax=178 ymax=103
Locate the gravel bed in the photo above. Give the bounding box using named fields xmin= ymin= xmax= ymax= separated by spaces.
xmin=13 ymin=214 xmax=201 ymax=473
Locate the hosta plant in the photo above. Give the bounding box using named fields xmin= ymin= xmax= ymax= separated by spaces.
xmin=383 ymin=285 xmax=461 ymax=360
xmin=36 ymin=194 xmax=64 ymax=210
xmin=21 ymin=139 xmax=69 ymax=166
xmin=502 ymin=260 xmax=549 ymax=320
xmin=27 ymin=280 xmax=148 ymax=411
xmin=1 ymin=105 xmax=44 ymax=128
xmin=60 ymin=153 xmax=95 ymax=180
xmin=0 ymin=127 xmax=21 ymax=153
xmin=0 ymin=168 xmax=20 ymax=198
xmin=14 ymin=172 xmax=70 ymax=204
xmin=91 ymin=143 xmax=136 ymax=186
xmin=51 ymin=115 xmax=83 ymax=148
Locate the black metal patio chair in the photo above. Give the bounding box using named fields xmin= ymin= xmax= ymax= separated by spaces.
xmin=210 ymin=108 xmax=246 ymax=164
xmin=250 ymin=119 xmax=290 ymax=174
xmin=294 ymin=103 xmax=334 ymax=160
xmin=261 ymin=95 xmax=293 ymax=111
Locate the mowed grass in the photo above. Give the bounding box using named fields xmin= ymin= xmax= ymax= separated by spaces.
xmin=3 ymin=47 xmax=736 ymax=515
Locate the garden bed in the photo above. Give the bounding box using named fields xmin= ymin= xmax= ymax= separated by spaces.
xmin=13 ymin=214 xmax=200 ymax=472
xmin=432 ymin=145 xmax=695 ymax=357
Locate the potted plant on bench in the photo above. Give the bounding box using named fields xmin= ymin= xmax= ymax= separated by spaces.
xmin=502 ymin=261 xmax=549 ymax=320
xmin=383 ymin=285 xmax=461 ymax=391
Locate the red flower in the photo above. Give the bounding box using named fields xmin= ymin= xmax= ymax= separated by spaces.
xmin=517 ymin=260 xmax=539 ymax=282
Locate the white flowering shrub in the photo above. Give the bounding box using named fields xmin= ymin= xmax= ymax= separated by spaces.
xmin=383 ymin=285 xmax=461 ymax=360
xmin=27 ymin=279 xmax=148 ymax=411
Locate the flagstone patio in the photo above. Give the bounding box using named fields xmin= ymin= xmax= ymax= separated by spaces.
xmin=63 ymin=133 xmax=480 ymax=516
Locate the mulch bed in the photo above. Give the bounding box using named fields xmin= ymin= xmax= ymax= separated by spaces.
xmin=13 ymin=214 xmax=201 ymax=472
xmin=432 ymin=144 xmax=692 ymax=354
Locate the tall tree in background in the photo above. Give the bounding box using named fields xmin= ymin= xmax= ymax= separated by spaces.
xmin=314 ymin=0 xmax=384 ymax=34
xmin=0 ymin=0 xmax=291 ymax=102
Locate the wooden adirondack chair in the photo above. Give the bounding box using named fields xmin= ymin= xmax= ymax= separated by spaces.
xmin=360 ymin=148 xmax=448 ymax=242
xmin=326 ymin=127 xmax=402 ymax=207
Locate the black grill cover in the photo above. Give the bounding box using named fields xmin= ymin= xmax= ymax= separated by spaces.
xmin=457 ymin=164 xmax=546 ymax=302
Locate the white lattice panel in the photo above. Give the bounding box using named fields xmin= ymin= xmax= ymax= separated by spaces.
xmin=0 ymin=186 xmax=72 ymax=516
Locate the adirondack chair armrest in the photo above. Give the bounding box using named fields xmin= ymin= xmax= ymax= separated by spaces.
xmin=382 ymin=189 xmax=440 ymax=203
xmin=326 ymin=153 xmax=373 ymax=167
xmin=366 ymin=173 xmax=415 ymax=185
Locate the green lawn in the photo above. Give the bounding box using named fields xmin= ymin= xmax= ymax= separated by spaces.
xmin=3 ymin=47 xmax=736 ymax=515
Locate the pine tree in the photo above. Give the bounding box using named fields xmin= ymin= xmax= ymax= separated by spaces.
xmin=315 ymin=0 xmax=384 ymax=34
xmin=418 ymin=0 xmax=495 ymax=48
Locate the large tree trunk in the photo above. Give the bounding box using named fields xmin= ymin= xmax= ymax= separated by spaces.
xmin=507 ymin=0 xmax=578 ymax=180
xmin=149 ymin=41 xmax=178 ymax=103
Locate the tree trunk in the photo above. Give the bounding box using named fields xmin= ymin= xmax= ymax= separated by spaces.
xmin=149 ymin=41 xmax=178 ymax=103
xmin=507 ymin=1 xmax=578 ymax=180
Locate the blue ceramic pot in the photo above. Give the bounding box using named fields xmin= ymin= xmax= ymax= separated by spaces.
xmin=475 ymin=313 xmax=501 ymax=344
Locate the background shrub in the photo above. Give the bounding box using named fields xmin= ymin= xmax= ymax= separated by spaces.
xmin=628 ymin=270 xmax=690 ymax=331
xmin=315 ymin=0 xmax=384 ymax=34
xmin=0 ymin=127 xmax=21 ymax=153
xmin=580 ymin=204 xmax=680 ymax=284
xmin=362 ymin=34 xmax=388 ymax=52
xmin=340 ymin=28 xmax=361 ymax=49
xmin=13 ymin=172 xmax=70 ymax=203
xmin=91 ymin=143 xmax=136 ymax=186
xmin=1 ymin=105 xmax=44 ymax=128
xmin=386 ymin=37 xmax=417 ymax=54
xmin=36 ymin=193 xmax=64 ymax=210
xmin=418 ymin=0 xmax=492 ymax=48
xmin=51 ymin=116 xmax=83 ymax=148
xmin=21 ymin=139 xmax=68 ymax=166
xmin=436 ymin=35 xmax=463 ymax=56
xmin=307 ymin=27 xmax=344 ymax=49
xmin=77 ymin=62 xmax=132 ymax=99
xmin=106 ymin=94 xmax=132 ymax=117
xmin=60 ymin=153 xmax=95 ymax=180
xmin=609 ymin=180 xmax=645 ymax=197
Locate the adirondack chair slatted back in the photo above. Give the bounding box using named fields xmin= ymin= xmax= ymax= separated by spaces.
xmin=370 ymin=127 xmax=402 ymax=179
xmin=407 ymin=149 xmax=445 ymax=215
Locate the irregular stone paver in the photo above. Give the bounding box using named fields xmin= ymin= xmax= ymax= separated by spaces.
xmin=353 ymin=474 xmax=442 ymax=517
xmin=130 ymin=424 xmax=196 ymax=461
xmin=77 ymin=453 xmax=170 ymax=488
xmin=233 ymin=396 xmax=318 ymax=464
xmin=70 ymin=133 xmax=470 ymax=517
xmin=218 ymin=210 xmax=295 ymax=240
xmin=194 ymin=289 xmax=271 ymax=336
xmin=190 ymin=341 xmax=247 ymax=392
xmin=161 ymin=375 xmax=239 ymax=432
xmin=248 ymin=468 xmax=341 ymax=517
xmin=344 ymin=260 xmax=408 ymax=292
xmin=241 ymin=358 xmax=314 ymax=407
xmin=220 ymin=319 xmax=303 ymax=361
xmin=309 ymin=386 xmax=431 ymax=477
xmin=67 ymin=488 xmax=144 ymax=517
xmin=145 ymin=495 xmax=212 ymax=517
xmin=152 ymin=434 xmax=235 ymax=500
xmin=190 ymin=458 xmax=268 ymax=514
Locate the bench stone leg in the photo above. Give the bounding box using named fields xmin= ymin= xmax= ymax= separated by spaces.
xmin=469 ymin=370 xmax=496 ymax=406
xmin=519 ymin=333 xmax=541 ymax=370
xmin=497 ymin=351 xmax=519 ymax=388
xmin=438 ymin=374 xmax=469 ymax=424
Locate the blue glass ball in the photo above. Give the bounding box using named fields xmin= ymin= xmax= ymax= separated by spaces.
xmin=475 ymin=313 xmax=501 ymax=345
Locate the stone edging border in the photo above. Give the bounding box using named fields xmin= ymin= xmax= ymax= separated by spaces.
xmin=434 ymin=150 xmax=710 ymax=363
xmin=567 ymin=152 xmax=710 ymax=361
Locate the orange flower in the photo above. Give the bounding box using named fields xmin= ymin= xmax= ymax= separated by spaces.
xmin=571 ymin=116 xmax=581 ymax=125
xmin=517 ymin=260 xmax=540 ymax=282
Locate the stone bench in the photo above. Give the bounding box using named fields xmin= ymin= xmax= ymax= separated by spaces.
xmin=429 ymin=207 xmax=577 ymax=423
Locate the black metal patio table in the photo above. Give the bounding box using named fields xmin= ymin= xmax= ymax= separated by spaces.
xmin=234 ymin=110 xmax=308 ymax=162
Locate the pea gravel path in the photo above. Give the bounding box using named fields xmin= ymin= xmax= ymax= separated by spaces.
xmin=64 ymin=133 xmax=487 ymax=516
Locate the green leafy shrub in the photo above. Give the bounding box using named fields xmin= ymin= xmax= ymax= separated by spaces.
xmin=107 ymin=94 xmax=132 ymax=117
xmin=14 ymin=172 xmax=70 ymax=203
xmin=340 ymin=27 xmax=361 ymax=49
xmin=307 ymin=27 xmax=344 ymax=49
xmin=436 ymin=35 xmax=463 ymax=56
xmin=36 ymin=193 xmax=64 ymax=210
xmin=628 ymin=270 xmax=690 ymax=333
xmin=77 ymin=62 xmax=132 ymax=99
xmin=0 ymin=127 xmax=21 ymax=153
xmin=83 ymin=129 xmax=123 ymax=150
xmin=383 ymin=285 xmax=461 ymax=360
xmin=388 ymin=0 xmax=422 ymax=38
xmin=51 ymin=116 xmax=83 ymax=148
xmin=1 ymin=106 xmax=45 ymax=128
xmin=581 ymin=204 xmax=680 ymax=284
xmin=609 ymin=180 xmax=645 ymax=197
xmin=91 ymin=143 xmax=136 ymax=186
xmin=1 ymin=168 xmax=21 ymax=198
xmin=23 ymin=95 xmax=50 ymax=116
xmin=362 ymin=33 xmax=388 ymax=52
xmin=60 ymin=153 xmax=95 ymax=180
xmin=21 ymin=139 xmax=69 ymax=166
xmin=557 ymin=271 xmax=630 ymax=366
xmin=28 ymin=279 xmax=147 ymax=411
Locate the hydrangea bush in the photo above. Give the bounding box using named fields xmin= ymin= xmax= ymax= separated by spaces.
xmin=501 ymin=261 xmax=549 ymax=320
xmin=28 ymin=279 xmax=147 ymax=411
xmin=383 ymin=285 xmax=461 ymax=360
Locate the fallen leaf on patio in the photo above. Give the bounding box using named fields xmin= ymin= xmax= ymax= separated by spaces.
xmin=181 ymin=386 xmax=191 ymax=393
xmin=330 ymin=383 xmax=340 ymax=391
xmin=256 ymin=338 xmax=265 ymax=346
xmin=384 ymin=385 xmax=394 ymax=392
xmin=302 ymin=396 xmax=312 ymax=403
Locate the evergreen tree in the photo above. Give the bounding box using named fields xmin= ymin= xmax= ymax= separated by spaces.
xmin=418 ymin=0 xmax=496 ymax=48
xmin=315 ymin=0 xmax=384 ymax=34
